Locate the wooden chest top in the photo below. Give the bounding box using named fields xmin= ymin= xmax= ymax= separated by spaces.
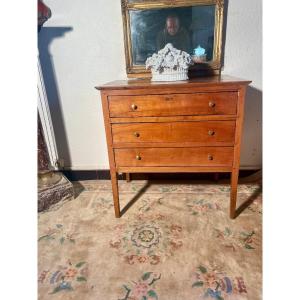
xmin=96 ymin=75 xmax=251 ymax=91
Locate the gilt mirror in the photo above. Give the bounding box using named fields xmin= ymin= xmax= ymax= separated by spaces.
xmin=121 ymin=0 xmax=224 ymax=77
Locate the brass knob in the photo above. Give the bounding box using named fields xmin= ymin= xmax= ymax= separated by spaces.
xmin=131 ymin=104 xmax=138 ymax=110
xmin=136 ymin=155 xmax=141 ymax=160
xmin=208 ymin=130 xmax=215 ymax=136
xmin=209 ymin=101 xmax=216 ymax=108
xmin=134 ymin=132 xmax=140 ymax=137
xmin=208 ymin=154 xmax=214 ymax=161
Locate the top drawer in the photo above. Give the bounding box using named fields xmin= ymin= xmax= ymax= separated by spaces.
xmin=108 ymin=92 xmax=237 ymax=117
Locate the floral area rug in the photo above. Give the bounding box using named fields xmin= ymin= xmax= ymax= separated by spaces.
xmin=38 ymin=180 xmax=262 ymax=300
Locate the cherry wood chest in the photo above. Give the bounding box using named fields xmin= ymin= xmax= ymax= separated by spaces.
xmin=96 ymin=75 xmax=251 ymax=219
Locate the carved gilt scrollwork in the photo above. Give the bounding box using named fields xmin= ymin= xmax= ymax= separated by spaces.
xmin=216 ymin=0 xmax=224 ymax=9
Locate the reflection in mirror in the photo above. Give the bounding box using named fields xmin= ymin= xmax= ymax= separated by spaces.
xmin=130 ymin=5 xmax=215 ymax=65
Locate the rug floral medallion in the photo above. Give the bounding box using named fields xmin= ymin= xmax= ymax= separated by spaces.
xmin=38 ymin=180 xmax=262 ymax=300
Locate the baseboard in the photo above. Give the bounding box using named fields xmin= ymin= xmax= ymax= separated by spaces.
xmin=61 ymin=165 xmax=262 ymax=171
xmin=62 ymin=169 xmax=261 ymax=182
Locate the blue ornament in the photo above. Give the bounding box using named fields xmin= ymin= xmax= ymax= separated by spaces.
xmin=193 ymin=45 xmax=206 ymax=56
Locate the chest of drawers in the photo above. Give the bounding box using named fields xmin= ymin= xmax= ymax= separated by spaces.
xmin=97 ymin=75 xmax=251 ymax=219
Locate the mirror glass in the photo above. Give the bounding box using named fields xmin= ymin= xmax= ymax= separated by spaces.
xmin=130 ymin=5 xmax=215 ymax=65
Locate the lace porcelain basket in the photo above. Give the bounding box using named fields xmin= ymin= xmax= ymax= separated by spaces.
xmin=151 ymin=67 xmax=188 ymax=82
xmin=146 ymin=44 xmax=193 ymax=82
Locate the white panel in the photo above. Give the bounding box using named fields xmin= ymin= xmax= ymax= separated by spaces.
xmin=37 ymin=57 xmax=59 ymax=169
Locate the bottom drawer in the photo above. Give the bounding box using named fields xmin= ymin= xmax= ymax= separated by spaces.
xmin=114 ymin=147 xmax=234 ymax=167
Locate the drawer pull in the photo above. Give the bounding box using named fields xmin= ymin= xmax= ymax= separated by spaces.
xmin=209 ymin=101 xmax=216 ymax=108
xmin=208 ymin=130 xmax=215 ymax=136
xmin=134 ymin=132 xmax=140 ymax=137
xmin=208 ymin=154 xmax=214 ymax=161
xmin=136 ymin=155 xmax=142 ymax=160
xmin=131 ymin=104 xmax=138 ymax=110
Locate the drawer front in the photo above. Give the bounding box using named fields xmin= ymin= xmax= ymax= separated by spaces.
xmin=114 ymin=147 xmax=234 ymax=167
xmin=109 ymin=92 xmax=237 ymax=117
xmin=112 ymin=121 xmax=236 ymax=144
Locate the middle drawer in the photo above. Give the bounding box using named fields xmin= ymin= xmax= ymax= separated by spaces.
xmin=112 ymin=121 xmax=236 ymax=145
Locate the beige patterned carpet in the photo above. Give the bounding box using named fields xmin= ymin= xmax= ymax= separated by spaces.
xmin=38 ymin=180 xmax=262 ymax=300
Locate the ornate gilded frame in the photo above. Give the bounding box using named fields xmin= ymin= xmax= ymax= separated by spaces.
xmin=121 ymin=0 xmax=224 ymax=78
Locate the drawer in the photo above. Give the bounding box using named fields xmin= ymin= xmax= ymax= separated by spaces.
xmin=114 ymin=147 xmax=234 ymax=167
xmin=112 ymin=121 xmax=236 ymax=145
xmin=108 ymin=92 xmax=237 ymax=117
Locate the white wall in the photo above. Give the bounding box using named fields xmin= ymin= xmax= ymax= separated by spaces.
xmin=224 ymin=0 xmax=262 ymax=169
xmin=38 ymin=0 xmax=262 ymax=170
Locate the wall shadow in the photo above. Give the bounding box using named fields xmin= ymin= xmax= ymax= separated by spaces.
xmin=38 ymin=27 xmax=73 ymax=168
xmin=241 ymin=86 xmax=263 ymax=168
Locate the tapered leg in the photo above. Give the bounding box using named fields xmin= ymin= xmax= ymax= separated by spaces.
xmin=125 ymin=173 xmax=131 ymax=182
xmin=229 ymin=86 xmax=246 ymax=219
xmin=110 ymin=171 xmax=120 ymax=218
xmin=230 ymin=169 xmax=239 ymax=219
